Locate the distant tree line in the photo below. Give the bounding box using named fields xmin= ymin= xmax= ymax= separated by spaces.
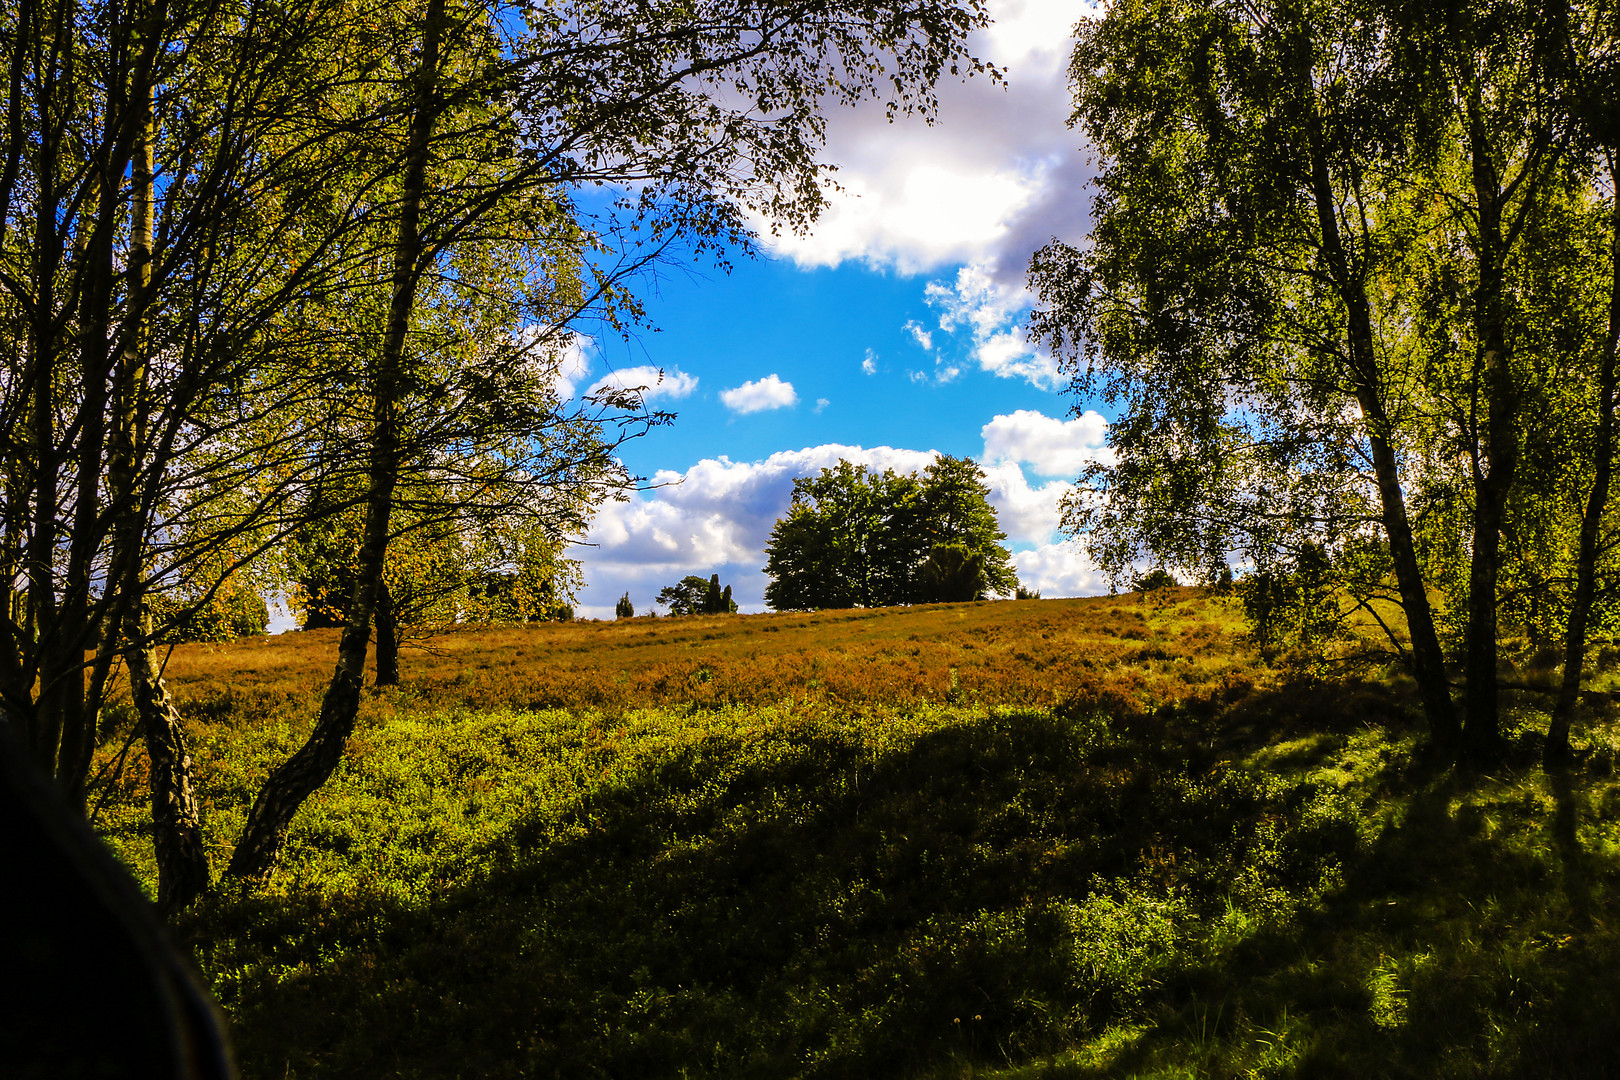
xmin=658 ymin=574 xmax=738 ymax=616
xmin=764 ymin=456 xmax=1018 ymax=610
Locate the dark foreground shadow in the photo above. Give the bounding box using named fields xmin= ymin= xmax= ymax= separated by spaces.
xmin=189 ymin=683 xmax=1620 ymax=1080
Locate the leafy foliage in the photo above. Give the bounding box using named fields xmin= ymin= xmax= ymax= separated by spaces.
xmin=764 ymin=456 xmax=1017 ymax=610
xmin=1238 ymin=543 xmax=1344 ymax=660
xmin=659 ymin=574 xmax=738 ymax=616
xmin=1130 ymin=569 xmax=1179 ymax=594
xmin=1028 ymin=0 xmax=1620 ymax=750
xmin=918 ymin=543 xmax=986 ymax=603
xmin=286 ymin=504 xmax=576 ymax=633
xmin=148 ymin=581 xmax=271 ymax=644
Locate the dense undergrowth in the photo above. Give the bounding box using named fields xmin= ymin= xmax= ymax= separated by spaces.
xmin=89 ymin=592 xmax=1620 ymax=1078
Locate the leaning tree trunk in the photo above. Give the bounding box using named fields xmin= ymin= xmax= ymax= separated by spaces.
xmin=226 ymin=0 xmax=444 ymax=880
xmin=1547 ymin=156 xmax=1620 ymax=769
xmin=374 ymin=580 xmax=400 ymax=687
xmin=126 ymin=618 xmax=212 ymax=915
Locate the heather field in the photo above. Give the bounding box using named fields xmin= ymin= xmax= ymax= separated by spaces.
xmin=89 ymin=592 xmax=1620 ymax=1078
xmin=128 ymin=592 xmax=1254 ymax=717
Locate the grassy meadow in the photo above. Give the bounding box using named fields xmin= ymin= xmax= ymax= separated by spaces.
xmin=89 ymin=592 xmax=1620 ymax=1078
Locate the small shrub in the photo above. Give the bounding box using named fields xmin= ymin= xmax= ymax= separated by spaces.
xmin=1132 ymin=568 xmax=1179 ymax=593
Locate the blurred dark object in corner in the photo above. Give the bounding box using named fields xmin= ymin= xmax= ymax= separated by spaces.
xmin=0 ymin=720 xmax=234 ymax=1079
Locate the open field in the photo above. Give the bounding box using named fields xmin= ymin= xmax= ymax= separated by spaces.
xmin=90 ymin=592 xmax=1620 ymax=1078
xmin=136 ymin=593 xmax=1257 ymax=717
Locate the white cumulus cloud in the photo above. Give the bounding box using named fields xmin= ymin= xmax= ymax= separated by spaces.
xmin=1012 ymin=542 xmax=1108 ymax=598
xmin=771 ymin=166 xmax=1043 ymax=276
xmin=904 ymin=319 xmax=933 ymax=350
xmin=979 ymin=460 xmax=1071 ymax=545
xmin=760 ymin=0 xmax=1094 ymax=282
xmin=720 ymin=373 xmax=798 ymax=414
xmin=862 ymin=348 xmax=879 ymax=375
xmin=925 ymin=265 xmax=1062 ymax=390
xmin=588 ymin=364 xmax=698 ymax=403
xmin=981 ymin=409 xmax=1111 ymax=477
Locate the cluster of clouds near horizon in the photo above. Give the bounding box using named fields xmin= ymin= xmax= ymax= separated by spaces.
xmin=571 ymin=410 xmax=1112 ymax=618
xmin=559 ymin=0 xmax=1110 ymax=617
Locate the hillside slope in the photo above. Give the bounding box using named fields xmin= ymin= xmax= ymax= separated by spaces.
xmin=90 ymin=593 xmax=1620 ymax=1079
xmin=145 ymin=592 xmax=1253 ymax=715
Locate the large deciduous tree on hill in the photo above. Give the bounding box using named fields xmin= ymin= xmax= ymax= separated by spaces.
xmin=764 ymin=455 xmax=1017 ymax=610
xmin=1030 ymin=0 xmax=1617 ymax=759
xmin=765 ymin=461 xmax=923 ymax=610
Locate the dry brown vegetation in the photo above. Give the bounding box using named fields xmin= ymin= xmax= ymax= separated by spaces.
xmin=143 ymin=589 xmax=1259 ymax=723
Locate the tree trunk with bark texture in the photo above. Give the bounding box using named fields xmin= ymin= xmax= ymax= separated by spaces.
xmin=1548 ymin=157 xmax=1619 ymax=769
xmin=1462 ymin=100 xmax=1518 ymax=760
xmin=226 ymin=0 xmax=444 ymax=880
xmin=374 ymin=580 xmax=399 ymax=687
xmin=1297 ymin=35 xmax=1458 ymax=744
xmin=126 ymin=618 xmax=211 ymax=914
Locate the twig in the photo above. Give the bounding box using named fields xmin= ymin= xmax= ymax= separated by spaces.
xmin=88 ymin=716 xmax=147 ymax=829
xmin=1346 ymin=596 xmax=1411 ymax=667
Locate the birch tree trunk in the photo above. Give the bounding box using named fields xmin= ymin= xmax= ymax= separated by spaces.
xmin=226 ymin=0 xmax=445 ymax=879
xmin=1547 ymin=154 xmax=1620 ymax=768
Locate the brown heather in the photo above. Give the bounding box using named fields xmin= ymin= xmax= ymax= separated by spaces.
xmin=145 ymin=590 xmax=1255 ymax=724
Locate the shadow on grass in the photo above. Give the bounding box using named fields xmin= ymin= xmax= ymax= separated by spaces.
xmin=189 ymin=682 xmax=1620 ymax=1080
xmin=1048 ymin=725 xmax=1620 ymax=1079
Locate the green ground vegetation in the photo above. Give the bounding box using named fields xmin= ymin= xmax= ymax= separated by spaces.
xmin=91 ymin=593 xmax=1620 ymax=1078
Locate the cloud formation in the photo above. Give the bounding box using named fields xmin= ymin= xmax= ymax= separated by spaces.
xmin=979 ymin=460 xmax=1070 ymax=545
xmin=924 ymin=266 xmax=1061 ymax=390
xmin=739 ymin=2 xmax=1097 ymax=392
xmin=589 ymin=364 xmax=698 ymax=403
xmin=1012 ymin=542 xmax=1109 ymax=598
xmin=761 ymin=0 xmax=1093 ymax=283
xmin=570 ymin=410 xmax=1106 ymax=617
xmin=720 ymin=373 xmax=798 ymax=414
xmin=981 ymin=408 xmax=1110 ymax=477
xmin=862 ymin=348 xmax=879 ymax=375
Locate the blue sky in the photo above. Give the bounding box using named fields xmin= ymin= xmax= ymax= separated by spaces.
xmin=562 ymin=0 xmax=1109 ymax=618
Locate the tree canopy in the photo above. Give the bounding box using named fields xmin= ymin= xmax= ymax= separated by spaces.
xmin=1030 ymin=0 xmax=1619 ymax=759
xmin=1 ymin=0 xmax=994 ymax=906
xmin=764 ymin=456 xmax=1018 ymax=610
